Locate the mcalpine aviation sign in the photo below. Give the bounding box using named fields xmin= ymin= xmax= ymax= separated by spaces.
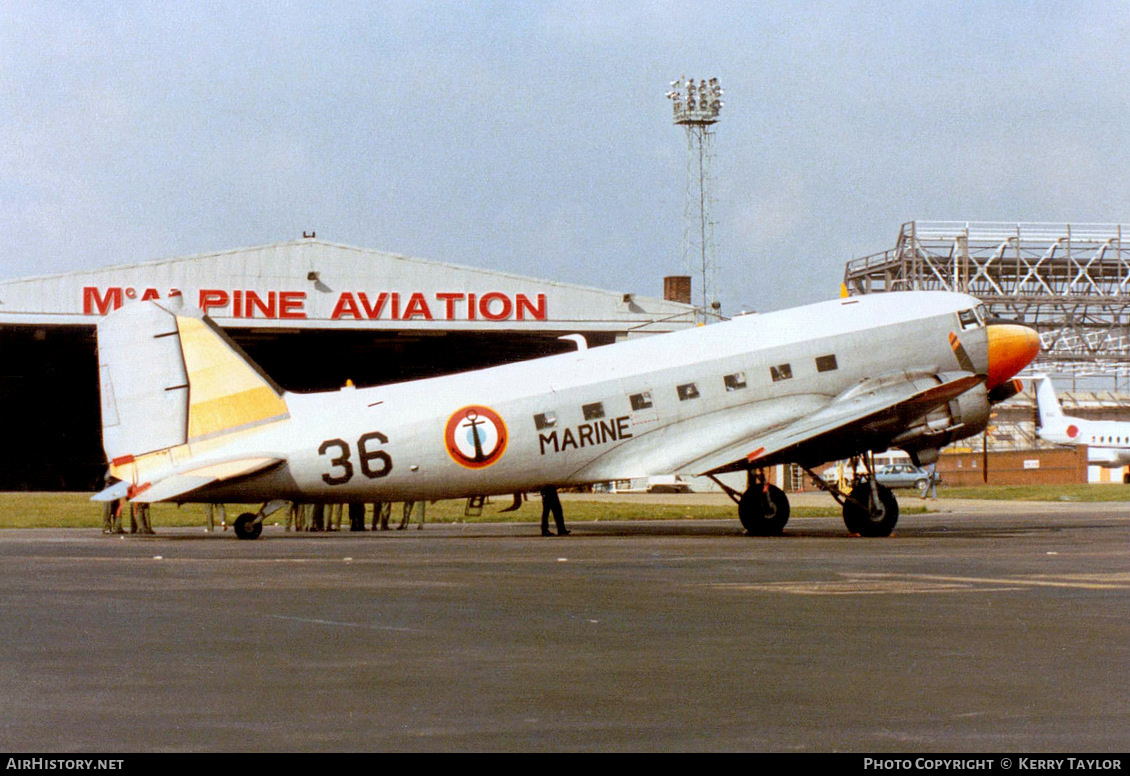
xmin=0 ymin=240 xmax=695 ymax=332
xmin=82 ymin=286 xmax=547 ymax=323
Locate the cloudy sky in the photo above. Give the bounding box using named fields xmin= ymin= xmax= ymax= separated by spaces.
xmin=3 ymin=1 xmax=1130 ymax=314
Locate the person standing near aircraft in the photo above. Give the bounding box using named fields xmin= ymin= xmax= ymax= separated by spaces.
xmin=372 ymin=502 xmax=391 ymax=530
xmin=539 ymin=486 xmax=569 ymax=536
xmin=285 ymin=502 xmax=306 ymax=531
xmin=398 ymin=500 xmax=425 ymax=530
xmin=348 ymin=503 xmax=366 ymax=531
xmin=131 ymin=501 xmax=153 ymax=534
xmin=205 ymin=503 xmax=226 ymax=532
xmin=100 ymin=471 xmax=119 ymax=534
xmin=100 ymin=499 xmax=114 ymax=534
xmin=920 ymin=463 xmax=939 ymax=500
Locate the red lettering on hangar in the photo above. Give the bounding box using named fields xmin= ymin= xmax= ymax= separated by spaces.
xmin=329 ymin=291 xmax=547 ymax=321
xmin=84 ymin=286 xmax=184 ymax=316
xmin=83 ymin=287 xmax=308 ymax=319
xmin=198 ymin=289 xmax=306 ymax=319
xmin=82 ymin=287 xmax=548 ymax=322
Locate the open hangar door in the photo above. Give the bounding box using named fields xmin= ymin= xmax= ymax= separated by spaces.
xmin=0 ymin=324 xmax=605 ymax=491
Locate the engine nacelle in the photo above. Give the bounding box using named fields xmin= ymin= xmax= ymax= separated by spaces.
xmin=890 ymin=373 xmax=990 ymax=456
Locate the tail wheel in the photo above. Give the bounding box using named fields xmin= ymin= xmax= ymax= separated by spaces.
xmin=739 ymin=484 xmax=790 ymax=536
xmin=234 ymin=513 xmax=263 ymax=541
xmin=843 ymin=482 xmax=898 ymax=537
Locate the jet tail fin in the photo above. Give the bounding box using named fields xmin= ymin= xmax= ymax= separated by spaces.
xmin=97 ymin=299 xmax=289 ymax=493
xmin=1032 ymin=374 xmax=1066 ymax=432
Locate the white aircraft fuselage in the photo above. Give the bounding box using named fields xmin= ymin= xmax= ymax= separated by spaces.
xmin=97 ymin=289 xmax=1040 ymax=537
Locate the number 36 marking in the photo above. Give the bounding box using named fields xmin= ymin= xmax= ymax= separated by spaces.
xmin=318 ymin=432 xmax=393 ymax=485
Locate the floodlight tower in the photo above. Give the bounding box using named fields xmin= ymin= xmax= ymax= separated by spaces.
xmin=666 ymin=76 xmax=724 ymax=319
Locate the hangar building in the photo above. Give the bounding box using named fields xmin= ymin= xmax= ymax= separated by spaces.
xmin=0 ymin=239 xmax=695 ymax=490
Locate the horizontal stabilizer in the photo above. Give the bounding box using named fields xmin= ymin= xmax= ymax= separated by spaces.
xmin=99 ymin=456 xmax=285 ymax=504
xmin=133 ymin=474 xmax=214 ymax=503
xmin=91 ymin=480 xmax=131 ymax=503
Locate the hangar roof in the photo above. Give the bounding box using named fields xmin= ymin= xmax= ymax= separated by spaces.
xmin=0 ymin=239 xmax=695 ymax=333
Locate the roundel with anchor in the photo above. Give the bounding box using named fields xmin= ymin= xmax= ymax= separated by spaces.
xmin=445 ymin=405 xmax=508 ymax=469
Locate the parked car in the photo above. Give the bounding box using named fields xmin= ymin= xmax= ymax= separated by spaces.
xmin=645 ymin=475 xmax=694 ymax=494
xmin=873 ymin=463 xmax=936 ymax=490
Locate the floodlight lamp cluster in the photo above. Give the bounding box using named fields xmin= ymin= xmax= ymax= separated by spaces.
xmin=666 ymin=76 xmax=723 ymax=125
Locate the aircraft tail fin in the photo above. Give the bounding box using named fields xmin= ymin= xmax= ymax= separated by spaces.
xmin=97 ymin=299 xmax=289 ymax=467
xmin=1032 ymin=374 xmax=1066 ymax=432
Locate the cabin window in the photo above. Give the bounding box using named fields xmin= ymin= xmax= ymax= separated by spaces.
xmin=770 ymin=363 xmax=792 ymax=382
xmin=724 ymin=372 xmax=747 ymax=391
xmin=677 ymin=383 xmax=700 ymax=401
xmin=816 ymin=354 xmax=838 ymax=373
xmin=629 ymin=391 xmax=653 ymax=410
xmin=582 ymin=402 xmax=605 ymax=420
xmin=534 ymin=412 xmax=557 ymax=430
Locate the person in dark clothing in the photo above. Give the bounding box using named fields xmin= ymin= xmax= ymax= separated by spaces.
xmin=372 ymin=502 xmax=391 ymax=530
xmin=539 ymin=486 xmax=569 ymax=537
xmin=348 ymin=503 xmax=366 ymax=531
xmin=100 ymin=472 xmax=119 ymax=535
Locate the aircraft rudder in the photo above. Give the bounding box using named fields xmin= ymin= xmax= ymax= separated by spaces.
xmin=97 ymin=302 xmax=191 ymax=462
xmin=1031 ymin=374 xmax=1077 ymax=442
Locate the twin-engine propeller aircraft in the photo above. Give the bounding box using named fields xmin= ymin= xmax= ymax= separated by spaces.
xmin=1033 ymin=373 xmax=1130 ymax=467
xmin=93 ymin=290 xmax=1039 ymax=539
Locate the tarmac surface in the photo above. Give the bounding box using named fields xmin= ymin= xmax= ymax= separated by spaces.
xmin=1 ymin=496 xmax=1129 ymax=753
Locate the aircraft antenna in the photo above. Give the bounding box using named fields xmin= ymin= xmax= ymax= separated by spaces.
xmin=666 ymin=76 xmax=723 ymax=320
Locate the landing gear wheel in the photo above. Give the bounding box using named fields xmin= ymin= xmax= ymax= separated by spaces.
xmin=739 ymin=484 xmax=790 ymax=536
xmin=843 ymin=482 xmax=898 ymax=537
xmin=233 ymin=512 xmax=263 ymax=541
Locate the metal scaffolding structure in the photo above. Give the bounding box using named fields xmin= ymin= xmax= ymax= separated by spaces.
xmin=843 ymin=221 xmax=1130 ymax=379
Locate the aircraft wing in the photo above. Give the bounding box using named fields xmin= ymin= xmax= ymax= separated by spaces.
xmin=685 ymin=372 xmax=983 ymax=476
xmin=92 ymin=456 xmax=285 ymax=504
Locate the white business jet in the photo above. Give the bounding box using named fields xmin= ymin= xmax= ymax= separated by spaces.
xmin=93 ymin=290 xmax=1039 ymax=538
xmin=1032 ymin=373 xmax=1130 ymax=467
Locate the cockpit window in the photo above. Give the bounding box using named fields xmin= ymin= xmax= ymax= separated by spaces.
xmin=958 ymin=308 xmax=980 ymax=330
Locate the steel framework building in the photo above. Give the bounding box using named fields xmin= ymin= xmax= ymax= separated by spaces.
xmin=843 ymin=221 xmax=1130 ymax=379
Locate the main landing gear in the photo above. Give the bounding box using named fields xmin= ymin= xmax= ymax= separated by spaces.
xmin=737 ymin=472 xmax=790 ymax=535
xmin=711 ymin=470 xmax=790 ymax=536
xmin=711 ymin=453 xmax=900 ymax=537
xmin=803 ymin=451 xmax=900 ymax=537
xmin=840 ymin=479 xmax=899 ymax=537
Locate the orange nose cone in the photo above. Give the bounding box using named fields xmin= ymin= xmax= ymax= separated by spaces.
xmin=986 ymin=324 xmax=1040 ymax=389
